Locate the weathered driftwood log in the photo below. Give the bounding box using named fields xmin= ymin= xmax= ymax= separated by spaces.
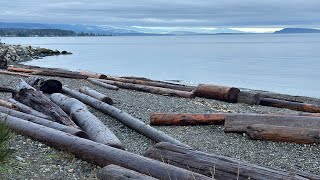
xmin=8 ymin=98 xmax=50 ymax=119
xmin=297 ymin=112 xmax=320 ymax=117
xmin=88 ymin=78 xmax=119 ymax=90
xmin=260 ymin=97 xmax=320 ymax=113
xmin=95 ymin=79 xmax=194 ymax=98
xmin=62 ymin=86 xmax=188 ymax=147
xmin=101 ymin=76 xmax=195 ymax=92
xmin=193 ymin=84 xmax=240 ymax=103
xmin=14 ymin=80 xmax=79 ymax=128
xmin=224 ymin=113 xmax=320 ymax=133
xmin=0 ymin=108 xmax=87 ymax=138
xmin=0 ymin=99 xmax=18 ymax=110
xmin=50 ymin=93 xmax=123 ymax=149
xmin=97 ymin=164 xmax=158 ymax=180
xmin=0 ymin=87 xmax=17 ymax=97
xmin=0 ymin=116 xmax=210 ymax=180
xmin=26 ymin=77 xmax=62 ymax=94
xmin=79 ymin=86 xmax=113 ymax=105
xmin=246 ymin=124 xmax=320 ymax=144
xmin=79 ymin=71 xmax=107 ymax=79
xmin=144 ymin=142 xmax=316 ymax=180
xmin=237 ymin=91 xmax=260 ymax=105
xmin=0 ymin=70 xmax=32 ymax=77
xmin=150 ymin=113 xmax=225 ymax=126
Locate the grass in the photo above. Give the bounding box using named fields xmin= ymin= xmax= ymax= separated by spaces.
xmin=0 ymin=119 xmax=13 ymax=162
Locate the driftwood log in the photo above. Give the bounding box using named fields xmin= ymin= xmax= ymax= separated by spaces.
xmin=0 ymin=99 xmax=18 ymax=110
xmin=144 ymin=142 xmax=317 ymax=180
xmin=80 ymin=71 xmax=107 ymax=79
xmin=62 ymin=86 xmax=189 ymax=147
xmin=260 ymin=97 xmax=320 ymax=113
xmin=26 ymin=77 xmax=62 ymax=94
xmin=247 ymin=124 xmax=320 ymax=144
xmin=79 ymin=86 xmax=113 ymax=105
xmin=88 ymin=78 xmax=119 ymax=90
xmin=8 ymin=98 xmax=50 ymax=119
xmin=193 ymin=84 xmax=240 ymax=103
xmin=95 ymin=79 xmax=194 ymax=98
xmin=0 ymin=87 xmax=17 ymax=97
xmin=14 ymin=80 xmax=79 ymax=128
xmin=150 ymin=113 xmax=225 ymax=126
xmin=0 ymin=70 xmax=32 ymax=77
xmin=0 ymin=116 xmax=210 ymax=180
xmin=237 ymin=91 xmax=261 ymax=105
xmin=224 ymin=113 xmax=320 ymax=133
xmin=50 ymin=93 xmax=123 ymax=149
xmin=97 ymin=164 xmax=158 ymax=180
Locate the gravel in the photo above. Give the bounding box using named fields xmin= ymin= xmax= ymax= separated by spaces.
xmin=0 ymin=74 xmax=319 ymax=179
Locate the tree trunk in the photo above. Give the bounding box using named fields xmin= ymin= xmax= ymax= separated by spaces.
xmin=193 ymin=84 xmax=240 ymax=103
xmin=224 ymin=113 xmax=320 ymax=133
xmin=0 ymin=108 xmax=87 ymax=138
xmin=237 ymin=91 xmax=260 ymax=105
xmin=14 ymin=80 xmax=79 ymax=129
xmin=259 ymin=97 xmax=320 ymax=113
xmin=144 ymin=142 xmax=316 ymax=180
xmin=97 ymin=164 xmax=158 ymax=180
xmin=26 ymin=77 xmax=62 ymax=94
xmin=62 ymin=86 xmax=189 ymax=147
xmin=150 ymin=113 xmax=225 ymax=126
xmin=79 ymin=86 xmax=113 ymax=105
xmin=0 ymin=99 xmax=18 ymax=110
xmin=8 ymin=98 xmax=50 ymax=119
xmin=50 ymin=93 xmax=123 ymax=149
xmin=87 ymin=78 xmax=119 ymax=90
xmin=95 ymin=79 xmax=194 ymax=98
xmin=0 ymin=116 xmax=210 ymax=180
xmin=0 ymin=70 xmax=32 ymax=77
xmin=246 ymin=124 xmax=320 ymax=144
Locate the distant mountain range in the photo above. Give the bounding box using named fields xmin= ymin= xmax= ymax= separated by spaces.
xmin=274 ymin=28 xmax=320 ymax=34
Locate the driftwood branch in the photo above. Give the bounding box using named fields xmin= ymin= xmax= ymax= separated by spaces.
xmin=79 ymin=86 xmax=113 ymax=105
xmin=88 ymin=78 xmax=119 ymax=90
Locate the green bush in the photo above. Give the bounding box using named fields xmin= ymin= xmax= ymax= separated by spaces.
xmin=0 ymin=120 xmax=12 ymax=162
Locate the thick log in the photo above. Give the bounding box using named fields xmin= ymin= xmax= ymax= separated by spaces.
xmin=50 ymin=93 xmax=123 ymax=149
xmin=62 ymin=86 xmax=189 ymax=147
xmin=97 ymin=164 xmax=158 ymax=180
xmin=260 ymin=97 xmax=320 ymax=113
xmin=144 ymin=142 xmax=315 ymax=180
xmin=8 ymin=98 xmax=50 ymax=119
xmin=0 ymin=99 xmax=17 ymax=110
xmin=0 ymin=108 xmax=87 ymax=138
xmin=79 ymin=86 xmax=113 ymax=105
xmin=0 ymin=116 xmax=210 ymax=180
xmin=14 ymin=80 xmax=79 ymax=128
xmin=193 ymin=84 xmax=240 ymax=103
xmin=0 ymin=70 xmax=32 ymax=77
xmin=150 ymin=113 xmax=225 ymax=126
xmin=80 ymin=71 xmax=107 ymax=79
xmin=26 ymin=77 xmax=62 ymax=94
xmin=237 ymin=91 xmax=260 ymax=105
xmin=95 ymin=79 xmax=194 ymax=98
xmin=246 ymin=124 xmax=320 ymax=144
xmin=224 ymin=113 xmax=320 ymax=133
xmin=88 ymin=78 xmax=119 ymax=90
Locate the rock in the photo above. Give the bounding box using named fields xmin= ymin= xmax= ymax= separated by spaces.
xmin=16 ymin=156 xmax=25 ymax=162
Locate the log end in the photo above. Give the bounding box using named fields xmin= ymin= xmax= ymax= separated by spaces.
xmin=193 ymin=84 xmax=240 ymax=103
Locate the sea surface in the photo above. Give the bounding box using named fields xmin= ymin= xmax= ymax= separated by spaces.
xmin=1 ymin=34 xmax=320 ymax=98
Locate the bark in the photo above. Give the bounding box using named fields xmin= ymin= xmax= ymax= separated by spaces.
xmin=0 ymin=70 xmax=32 ymax=77
xmin=0 ymin=99 xmax=18 ymax=110
xmin=95 ymin=78 xmax=194 ymax=98
xmin=193 ymin=84 xmax=240 ymax=103
xmin=62 ymin=86 xmax=189 ymax=147
xmin=79 ymin=71 xmax=107 ymax=79
xmin=79 ymin=86 xmax=113 ymax=105
xmin=14 ymin=80 xmax=79 ymax=128
xmin=237 ymin=91 xmax=261 ymax=105
xmin=88 ymin=78 xmax=119 ymax=90
xmin=26 ymin=77 xmax=62 ymax=94
xmin=246 ymin=124 xmax=320 ymax=144
xmin=144 ymin=142 xmax=315 ymax=180
xmin=224 ymin=113 xmax=320 ymax=133
xmin=0 ymin=116 xmax=210 ymax=180
xmin=150 ymin=113 xmax=225 ymax=126
xmin=97 ymin=164 xmax=158 ymax=180
xmin=259 ymin=97 xmax=320 ymax=113
xmin=8 ymin=98 xmax=50 ymax=119
xmin=50 ymin=93 xmax=123 ymax=149
xmin=0 ymin=107 xmax=87 ymax=138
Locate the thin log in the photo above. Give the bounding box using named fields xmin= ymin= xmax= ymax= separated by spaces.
xmin=297 ymin=112 xmax=320 ymax=117
xmin=26 ymin=77 xmax=62 ymax=94
xmin=14 ymin=80 xmax=79 ymax=128
xmin=97 ymin=164 xmax=158 ymax=180
xmin=0 ymin=99 xmax=17 ymax=110
xmin=50 ymin=93 xmax=123 ymax=149
xmin=95 ymin=79 xmax=194 ymax=98
xmin=7 ymin=67 xmax=39 ymax=73
xmin=0 ymin=87 xmax=17 ymax=97
xmin=144 ymin=142 xmax=316 ymax=180
xmin=260 ymin=97 xmax=320 ymax=113
xmin=0 ymin=70 xmax=32 ymax=77
xmin=8 ymin=98 xmax=50 ymax=119
xmin=88 ymin=78 xmax=119 ymax=90
xmin=150 ymin=113 xmax=225 ymax=126
xmin=193 ymin=84 xmax=240 ymax=103
xmin=0 ymin=107 xmax=87 ymax=138
xmin=0 ymin=116 xmax=210 ymax=180
xmin=246 ymin=124 xmax=320 ymax=144
xmin=224 ymin=113 xmax=320 ymax=133
xmin=237 ymin=91 xmax=260 ymax=105
xmin=62 ymin=86 xmax=189 ymax=147
xmin=79 ymin=86 xmax=113 ymax=105
xmin=80 ymin=71 xmax=107 ymax=79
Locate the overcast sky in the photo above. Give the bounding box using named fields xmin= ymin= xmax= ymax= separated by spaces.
xmin=0 ymin=0 xmax=319 ymax=30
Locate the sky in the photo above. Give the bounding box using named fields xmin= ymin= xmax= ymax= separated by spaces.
xmin=0 ymin=0 xmax=319 ymax=33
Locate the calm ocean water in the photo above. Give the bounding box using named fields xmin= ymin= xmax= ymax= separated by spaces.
xmin=1 ymin=34 xmax=320 ymax=98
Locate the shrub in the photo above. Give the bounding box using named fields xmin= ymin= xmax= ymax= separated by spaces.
xmin=0 ymin=120 xmax=12 ymax=162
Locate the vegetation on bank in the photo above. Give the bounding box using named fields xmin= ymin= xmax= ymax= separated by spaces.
xmin=0 ymin=119 xmax=12 ymax=162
